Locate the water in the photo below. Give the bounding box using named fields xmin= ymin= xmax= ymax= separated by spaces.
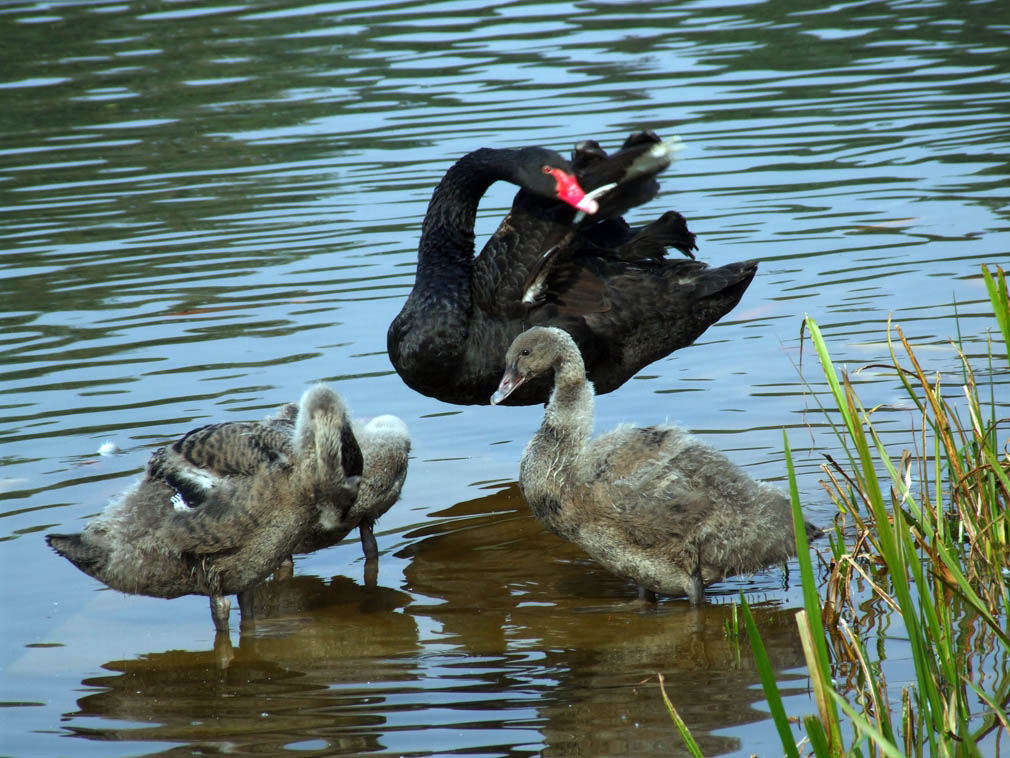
xmin=2 ymin=0 xmax=1008 ymax=755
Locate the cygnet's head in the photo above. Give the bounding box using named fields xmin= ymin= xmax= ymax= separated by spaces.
xmin=491 ymin=327 xmax=576 ymax=405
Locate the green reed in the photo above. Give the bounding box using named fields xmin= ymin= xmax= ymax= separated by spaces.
xmin=669 ymin=265 xmax=1009 ymax=757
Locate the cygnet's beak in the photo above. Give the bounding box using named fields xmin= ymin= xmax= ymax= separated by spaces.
xmin=491 ymin=366 xmax=523 ymax=405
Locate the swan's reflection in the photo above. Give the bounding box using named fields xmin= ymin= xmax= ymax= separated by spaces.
xmin=68 ymin=573 xmax=419 ymax=755
xmin=65 ymin=485 xmax=809 ymax=757
xmin=399 ymin=483 xmax=810 ymax=756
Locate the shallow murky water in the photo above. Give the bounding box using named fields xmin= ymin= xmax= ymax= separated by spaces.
xmin=2 ymin=1 xmax=1008 ymax=756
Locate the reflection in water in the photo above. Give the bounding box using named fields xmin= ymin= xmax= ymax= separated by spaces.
xmin=3 ymin=0 xmax=1007 ymax=754
xmin=66 ymin=488 xmax=809 ymax=756
xmin=71 ymin=576 xmax=419 ymax=755
xmin=399 ymin=485 xmax=808 ymax=756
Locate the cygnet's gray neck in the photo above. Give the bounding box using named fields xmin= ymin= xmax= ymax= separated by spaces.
xmin=542 ymin=355 xmax=594 ymax=447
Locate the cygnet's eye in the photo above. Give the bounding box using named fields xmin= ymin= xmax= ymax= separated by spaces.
xmin=520 ymin=348 xmax=531 ymax=357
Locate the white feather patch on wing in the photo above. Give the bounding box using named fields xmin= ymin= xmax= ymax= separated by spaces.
xmin=176 ymin=468 xmax=219 ymax=491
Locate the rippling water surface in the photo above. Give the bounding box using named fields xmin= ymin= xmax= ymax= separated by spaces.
xmin=2 ymin=1 xmax=1008 ymax=756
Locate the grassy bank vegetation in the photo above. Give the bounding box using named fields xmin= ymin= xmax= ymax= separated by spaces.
xmin=667 ymin=265 xmax=1009 ymax=757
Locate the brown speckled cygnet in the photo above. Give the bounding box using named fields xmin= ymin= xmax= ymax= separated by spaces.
xmin=45 ymin=384 xmax=362 ymax=632
xmin=493 ymin=326 xmax=819 ymax=604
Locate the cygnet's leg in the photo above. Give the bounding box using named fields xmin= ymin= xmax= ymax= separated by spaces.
xmin=360 ymin=520 xmax=379 ymax=589
xmin=210 ymin=594 xmax=231 ymax=633
xmin=363 ymin=558 xmax=378 ymax=589
xmin=359 ymin=519 xmax=378 ymax=561
xmin=638 ymin=586 xmax=658 ymax=602
xmin=684 ymin=553 xmax=706 ymax=606
xmin=237 ymin=589 xmax=255 ymax=630
xmin=273 ymin=556 xmax=295 ymax=581
xmin=685 ymin=573 xmax=705 ymax=606
xmin=213 ymin=630 xmax=235 ymax=669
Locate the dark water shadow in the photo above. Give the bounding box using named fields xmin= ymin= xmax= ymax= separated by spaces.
xmin=398 ymin=484 xmax=811 ymax=756
xmin=65 ymin=575 xmax=419 ymax=755
xmin=58 ymin=485 xmax=810 ymax=756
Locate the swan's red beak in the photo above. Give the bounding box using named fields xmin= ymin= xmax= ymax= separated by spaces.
xmin=491 ymin=366 xmax=524 ymax=405
xmin=546 ymin=168 xmax=598 ymax=214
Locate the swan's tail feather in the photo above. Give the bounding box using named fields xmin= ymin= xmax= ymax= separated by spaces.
xmin=569 ymin=131 xmax=679 ymax=222
xmin=618 ymin=210 xmax=698 ymax=261
xmin=45 ymin=533 xmax=105 ymax=576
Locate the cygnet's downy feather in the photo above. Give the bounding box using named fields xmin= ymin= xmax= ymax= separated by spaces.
xmin=493 ymin=326 xmax=819 ymax=604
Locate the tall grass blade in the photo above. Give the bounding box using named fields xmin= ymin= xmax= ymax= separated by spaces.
xmin=658 ymin=673 xmax=704 ymax=758
xmin=740 ymin=596 xmax=801 ymax=758
xmin=805 ymin=317 xmax=853 ymax=431
xmin=829 ymin=692 xmax=905 ymax=758
xmin=803 ymin=716 xmax=832 ymax=757
xmin=980 ymin=264 xmax=1009 ymax=364
xmin=785 ymin=430 xmax=842 ymax=752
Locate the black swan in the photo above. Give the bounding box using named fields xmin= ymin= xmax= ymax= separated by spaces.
xmin=45 ymin=385 xmax=363 ymax=634
xmin=491 ymin=327 xmax=819 ymax=604
xmin=388 ymin=132 xmax=758 ymax=406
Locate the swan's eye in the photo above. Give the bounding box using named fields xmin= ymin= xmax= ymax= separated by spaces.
xmin=541 ymin=165 xmax=552 ymax=174
xmin=520 ymin=348 xmax=531 ymax=357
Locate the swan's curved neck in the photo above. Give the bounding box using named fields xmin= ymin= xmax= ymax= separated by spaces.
xmin=520 ymin=347 xmax=593 ymax=534
xmin=541 ymin=349 xmax=594 ymax=452
xmin=415 ymin=149 xmax=524 ymax=284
